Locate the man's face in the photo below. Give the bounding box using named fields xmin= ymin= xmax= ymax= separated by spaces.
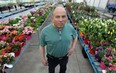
xmin=52 ymin=9 xmax=67 ymax=29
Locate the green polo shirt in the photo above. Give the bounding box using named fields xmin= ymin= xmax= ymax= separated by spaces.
xmin=39 ymin=23 xmax=77 ymax=57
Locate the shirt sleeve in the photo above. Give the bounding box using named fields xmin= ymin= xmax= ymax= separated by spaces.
xmin=39 ymin=31 xmax=46 ymax=47
xmin=70 ymin=24 xmax=77 ymax=39
xmin=72 ymin=27 xmax=77 ymax=39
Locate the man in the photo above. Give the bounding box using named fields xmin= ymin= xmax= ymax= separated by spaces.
xmin=39 ymin=5 xmax=77 ymax=73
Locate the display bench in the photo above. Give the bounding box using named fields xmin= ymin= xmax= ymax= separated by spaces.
xmin=78 ymin=34 xmax=102 ymax=73
xmin=66 ymin=5 xmax=104 ymax=73
xmin=0 ymin=3 xmax=54 ymax=73
xmin=0 ymin=2 xmax=47 ymax=19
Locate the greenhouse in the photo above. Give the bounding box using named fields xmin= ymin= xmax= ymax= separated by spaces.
xmin=0 ymin=0 xmax=116 ymax=73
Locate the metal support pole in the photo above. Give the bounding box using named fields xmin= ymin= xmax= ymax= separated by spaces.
xmin=89 ymin=0 xmax=91 ymax=6
xmin=98 ymin=0 xmax=101 ymax=8
xmin=93 ymin=0 xmax=95 ymax=6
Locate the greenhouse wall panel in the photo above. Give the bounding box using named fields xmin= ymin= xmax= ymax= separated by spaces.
xmin=85 ymin=0 xmax=108 ymax=9
xmin=99 ymin=0 xmax=108 ymax=9
xmin=34 ymin=0 xmax=41 ymax=2
xmin=0 ymin=0 xmax=16 ymax=5
xmin=75 ymin=0 xmax=83 ymax=3
xmin=18 ymin=0 xmax=34 ymax=3
xmin=108 ymin=0 xmax=116 ymax=4
xmin=85 ymin=0 xmax=90 ymax=5
xmin=93 ymin=0 xmax=100 ymax=8
xmin=89 ymin=0 xmax=94 ymax=6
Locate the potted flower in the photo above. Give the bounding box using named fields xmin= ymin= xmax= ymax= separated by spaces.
xmin=13 ymin=34 xmax=26 ymax=42
xmin=0 ymin=41 xmax=7 ymax=51
xmin=0 ymin=53 xmax=14 ymax=65
xmin=22 ymin=26 xmax=33 ymax=40
xmin=98 ymin=47 xmax=116 ymax=72
xmin=10 ymin=41 xmax=22 ymax=57
xmin=10 ymin=41 xmax=22 ymax=52
xmin=0 ymin=53 xmax=15 ymax=72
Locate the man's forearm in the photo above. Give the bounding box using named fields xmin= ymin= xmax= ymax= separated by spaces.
xmin=39 ymin=46 xmax=46 ymax=60
xmin=71 ymin=36 xmax=77 ymax=49
xmin=39 ymin=46 xmax=48 ymax=66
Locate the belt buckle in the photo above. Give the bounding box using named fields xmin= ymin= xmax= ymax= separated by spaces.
xmin=58 ymin=57 xmax=63 ymax=60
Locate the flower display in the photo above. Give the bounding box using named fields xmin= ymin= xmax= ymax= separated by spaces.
xmin=22 ymin=26 xmax=33 ymax=35
xmin=99 ymin=48 xmax=116 ymax=72
xmin=0 ymin=4 xmax=52 ymax=71
xmin=66 ymin=2 xmax=116 ymax=72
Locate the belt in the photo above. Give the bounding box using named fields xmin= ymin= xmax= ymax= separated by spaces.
xmin=47 ymin=54 xmax=67 ymax=60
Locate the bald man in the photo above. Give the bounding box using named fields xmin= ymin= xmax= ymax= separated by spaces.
xmin=39 ymin=6 xmax=77 ymax=73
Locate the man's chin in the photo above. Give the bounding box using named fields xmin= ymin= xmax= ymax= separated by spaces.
xmin=57 ymin=26 xmax=64 ymax=29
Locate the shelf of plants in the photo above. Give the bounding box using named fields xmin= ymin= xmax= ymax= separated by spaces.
xmin=65 ymin=2 xmax=116 ymax=73
xmin=0 ymin=3 xmax=54 ymax=73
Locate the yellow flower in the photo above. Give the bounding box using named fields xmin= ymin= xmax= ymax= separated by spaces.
xmin=110 ymin=32 xmax=112 ymax=35
xmin=113 ymin=48 xmax=116 ymax=52
xmin=108 ymin=31 xmax=110 ymax=34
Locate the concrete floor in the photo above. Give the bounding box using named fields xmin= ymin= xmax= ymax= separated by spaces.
xmin=2 ymin=4 xmax=95 ymax=73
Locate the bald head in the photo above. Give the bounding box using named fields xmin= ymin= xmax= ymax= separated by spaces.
xmin=52 ymin=6 xmax=67 ymax=30
xmin=53 ymin=6 xmax=66 ymax=16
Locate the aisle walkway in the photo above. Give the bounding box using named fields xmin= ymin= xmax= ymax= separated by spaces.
xmin=10 ymin=33 xmax=94 ymax=73
xmin=4 ymin=4 xmax=94 ymax=73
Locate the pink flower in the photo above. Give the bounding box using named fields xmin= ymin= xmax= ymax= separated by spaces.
xmin=3 ymin=20 xmax=9 ymax=25
xmin=104 ymin=54 xmax=106 ymax=57
xmin=22 ymin=16 xmax=28 ymax=21
xmin=109 ymin=63 xmax=112 ymax=66
xmin=107 ymin=56 xmax=113 ymax=61
xmin=100 ymin=62 xmax=107 ymax=69
xmin=108 ymin=67 xmax=116 ymax=71
xmin=112 ymin=67 xmax=116 ymax=71
xmin=9 ymin=18 xmax=14 ymax=21
xmin=95 ymin=50 xmax=98 ymax=54
xmin=107 ymin=48 xmax=111 ymax=51
xmin=30 ymin=10 xmax=35 ymax=16
xmin=33 ymin=19 xmax=36 ymax=24
xmin=0 ymin=27 xmax=10 ymax=34
xmin=108 ymin=67 xmax=113 ymax=71
xmin=22 ymin=26 xmax=33 ymax=35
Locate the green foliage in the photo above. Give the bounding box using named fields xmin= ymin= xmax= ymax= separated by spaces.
xmin=78 ymin=18 xmax=116 ymax=49
xmin=1 ymin=56 xmax=14 ymax=64
xmin=8 ymin=18 xmax=21 ymax=26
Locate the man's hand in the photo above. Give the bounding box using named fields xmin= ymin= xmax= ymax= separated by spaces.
xmin=41 ymin=58 xmax=48 ymax=66
xmin=67 ymin=36 xmax=77 ymax=57
xmin=67 ymin=48 xmax=74 ymax=57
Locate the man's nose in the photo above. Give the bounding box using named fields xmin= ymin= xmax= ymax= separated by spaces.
xmin=59 ymin=17 xmax=63 ymax=21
